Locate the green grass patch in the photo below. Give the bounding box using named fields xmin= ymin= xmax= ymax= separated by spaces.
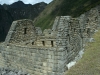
xmin=34 ymin=14 xmax=55 ymax=30
xmin=65 ymin=30 xmax=100 ymax=75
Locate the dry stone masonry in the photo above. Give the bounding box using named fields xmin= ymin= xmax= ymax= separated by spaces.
xmin=0 ymin=5 xmax=100 ymax=75
xmin=0 ymin=68 xmax=30 ymax=75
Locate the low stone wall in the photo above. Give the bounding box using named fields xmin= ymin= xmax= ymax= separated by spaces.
xmin=2 ymin=44 xmax=68 ymax=75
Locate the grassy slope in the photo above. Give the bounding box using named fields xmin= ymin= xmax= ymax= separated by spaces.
xmin=34 ymin=0 xmax=100 ymax=30
xmin=66 ymin=30 xmax=100 ymax=75
xmin=33 ymin=0 xmax=63 ymax=30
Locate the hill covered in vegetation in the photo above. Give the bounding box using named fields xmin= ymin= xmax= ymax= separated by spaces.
xmin=34 ymin=0 xmax=100 ymax=30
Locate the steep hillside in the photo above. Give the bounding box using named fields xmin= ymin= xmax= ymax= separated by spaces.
xmin=34 ymin=0 xmax=100 ymax=30
xmin=0 ymin=1 xmax=47 ymax=42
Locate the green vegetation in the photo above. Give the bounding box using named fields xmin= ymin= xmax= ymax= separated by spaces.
xmin=34 ymin=14 xmax=55 ymax=30
xmin=34 ymin=0 xmax=63 ymax=30
xmin=56 ymin=0 xmax=100 ymax=17
xmin=65 ymin=30 xmax=100 ymax=75
xmin=34 ymin=0 xmax=100 ymax=30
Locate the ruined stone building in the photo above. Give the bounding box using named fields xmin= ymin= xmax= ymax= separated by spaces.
xmin=0 ymin=5 xmax=100 ymax=75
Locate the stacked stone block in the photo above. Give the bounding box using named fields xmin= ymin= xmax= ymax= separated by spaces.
xmin=0 ymin=4 xmax=100 ymax=75
xmin=2 ymin=45 xmax=58 ymax=75
xmin=5 ymin=19 xmax=36 ymax=45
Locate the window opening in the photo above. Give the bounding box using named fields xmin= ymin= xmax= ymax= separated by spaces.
xmin=51 ymin=41 xmax=54 ymax=47
xmin=42 ymin=41 xmax=45 ymax=46
xmin=32 ymin=42 xmax=34 ymax=45
xmin=74 ymin=28 xmax=76 ymax=32
xmin=24 ymin=28 xmax=27 ymax=34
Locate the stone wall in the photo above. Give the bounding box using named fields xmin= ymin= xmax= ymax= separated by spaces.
xmin=5 ymin=19 xmax=36 ymax=45
xmin=0 ymin=44 xmax=5 ymax=68
xmin=0 ymin=5 xmax=100 ymax=75
xmin=2 ymin=44 xmax=64 ymax=75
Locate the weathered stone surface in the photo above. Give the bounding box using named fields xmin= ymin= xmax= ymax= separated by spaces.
xmin=0 ymin=5 xmax=100 ymax=75
xmin=0 ymin=68 xmax=29 ymax=75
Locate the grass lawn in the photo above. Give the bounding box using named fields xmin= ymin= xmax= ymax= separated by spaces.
xmin=65 ymin=30 xmax=100 ymax=75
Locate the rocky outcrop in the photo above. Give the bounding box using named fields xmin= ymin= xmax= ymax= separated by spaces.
xmin=0 ymin=1 xmax=47 ymax=42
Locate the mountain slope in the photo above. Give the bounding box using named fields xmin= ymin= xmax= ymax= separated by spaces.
xmin=0 ymin=1 xmax=47 ymax=42
xmin=34 ymin=0 xmax=100 ymax=30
